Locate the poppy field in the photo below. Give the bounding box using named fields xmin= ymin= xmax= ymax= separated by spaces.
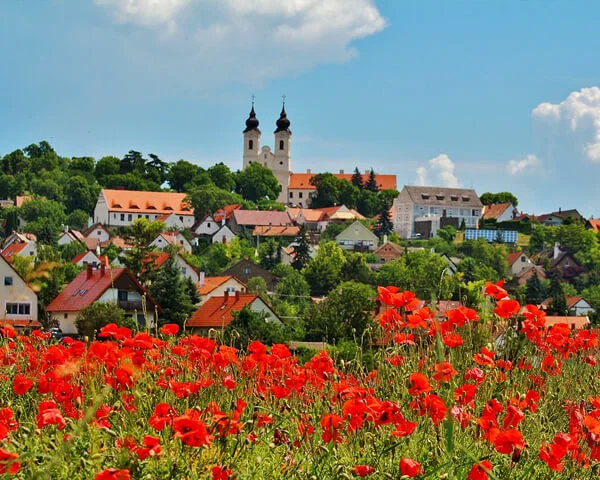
xmin=1 ymin=282 xmax=600 ymax=479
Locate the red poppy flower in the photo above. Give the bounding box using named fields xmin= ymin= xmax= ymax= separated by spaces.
xmin=222 ymin=375 xmax=236 ymax=390
xmin=320 ymin=413 xmax=344 ymax=443
xmin=12 ymin=374 xmax=33 ymax=395
xmin=399 ymin=458 xmax=422 ymax=477
xmin=443 ymin=333 xmax=464 ymax=348
xmin=159 ymin=324 xmax=179 ymax=336
xmin=432 ymin=361 xmax=458 ymax=384
xmin=391 ymin=414 xmax=417 ymax=437
xmin=392 ymin=290 xmax=419 ymax=311
xmin=352 ymin=465 xmax=376 ymax=476
xmin=212 ymin=465 xmax=234 ymax=480
xmin=493 ymin=299 xmax=520 ymax=319
xmin=94 ymin=469 xmax=131 ymax=480
xmin=36 ymin=400 xmax=66 ymax=430
xmin=377 ymin=286 xmax=399 ymax=306
xmin=484 ymin=280 xmax=507 ymax=300
xmin=408 ymin=372 xmax=432 ymax=396
xmin=503 ymin=405 xmax=524 ymax=429
xmin=149 ymin=403 xmax=176 ymax=431
xmin=0 ymin=448 xmax=19 ymax=475
xmin=539 ymin=442 xmax=566 ymax=472
xmin=173 ymin=411 xmax=213 ymax=447
xmin=467 ymin=460 xmax=492 ymax=480
xmin=493 ymin=429 xmax=525 ymax=455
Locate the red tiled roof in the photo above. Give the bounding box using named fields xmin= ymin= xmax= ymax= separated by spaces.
xmin=253 ymin=225 xmax=300 ymax=237
xmin=541 ymin=296 xmax=587 ymax=308
xmin=46 ymin=267 xmax=154 ymax=312
xmin=101 ymin=189 xmax=193 ymax=216
xmin=0 ymin=319 xmax=42 ymax=328
xmin=1 ymin=242 xmax=28 ymax=260
xmin=589 ymin=219 xmax=600 ymax=233
xmin=142 ymin=252 xmax=197 ymax=275
xmin=482 ymin=203 xmax=512 ymax=220
xmin=214 ymin=204 xmax=242 ymax=222
xmin=197 ymin=276 xmax=247 ymax=295
xmin=232 ymin=210 xmax=292 ymax=227
xmin=187 ymin=294 xmax=258 ymax=328
xmin=507 ymin=252 xmax=525 ymax=266
xmin=288 ymin=173 xmax=397 ymax=191
xmin=319 ymin=205 xmax=366 ymax=220
xmin=71 ymin=252 xmax=95 ymax=264
xmin=544 ymin=316 xmax=590 ymax=330
xmin=287 ymin=208 xmax=326 ymax=222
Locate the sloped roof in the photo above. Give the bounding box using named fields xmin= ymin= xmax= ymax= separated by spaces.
xmin=1 ymin=242 xmax=28 ymax=260
xmin=319 ymin=205 xmax=365 ymax=221
xmin=186 ymin=294 xmax=259 ymax=328
xmin=402 ymin=186 xmax=482 ymax=208
xmin=589 ymin=219 xmax=600 ymax=232
xmin=541 ymin=296 xmax=590 ymax=309
xmin=101 ymin=189 xmax=193 ymax=216
xmin=287 ymin=208 xmax=326 ymax=223
xmin=71 ymin=251 xmax=108 ymax=266
xmin=288 ymin=172 xmax=397 ymax=191
xmin=544 ymin=316 xmax=590 ymax=330
xmin=15 ymin=196 xmax=32 ymax=208
xmin=507 ymin=252 xmax=526 ymax=266
xmin=198 ymin=275 xmax=246 ymax=295
xmin=46 ymin=267 xmax=156 ymax=312
xmin=232 ymin=210 xmax=292 ymax=227
xmin=374 ymin=241 xmax=403 ymax=256
xmin=253 ymin=225 xmax=300 ymax=237
xmin=142 ymin=252 xmax=197 ymax=274
xmin=83 ymin=223 xmax=111 ymax=237
xmin=483 ymin=203 xmax=513 ymax=220
xmin=214 ymin=204 xmax=242 ymax=222
xmin=0 ymin=319 xmax=42 ymax=328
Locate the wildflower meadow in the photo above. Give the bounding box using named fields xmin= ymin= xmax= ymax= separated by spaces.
xmin=0 ymin=281 xmax=599 ymax=479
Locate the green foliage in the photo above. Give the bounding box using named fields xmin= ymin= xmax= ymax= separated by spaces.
xmin=19 ymin=199 xmax=67 ymax=244
xmin=479 ymin=191 xmax=518 ymax=207
xmin=121 ymin=218 xmax=165 ymax=278
xmin=304 ymin=241 xmax=347 ymax=296
xmin=459 ymin=238 xmax=508 ymax=279
xmin=275 ymin=269 xmax=311 ymax=312
xmin=59 ymin=241 xmax=86 ymax=262
xmin=235 ymin=162 xmax=281 ymax=202
xmin=524 ymin=270 xmax=546 ymax=305
xmin=437 ymin=225 xmax=457 ymax=243
xmin=65 ymin=209 xmax=90 ymax=230
xmin=167 ymin=160 xmax=203 ymax=192
xmin=351 ymin=167 xmax=364 ymax=189
xmin=223 ymin=306 xmax=285 ymax=349
xmin=290 ymin=226 xmax=312 ymax=271
xmin=547 ymin=272 xmax=568 ymax=315
xmin=247 ymin=277 xmax=267 ymax=295
xmin=187 ymin=184 xmax=243 ymax=220
xmin=305 ymin=281 xmax=375 ymax=344
xmin=74 ymin=302 xmax=127 ymax=339
xmin=64 ymin=175 xmax=100 ymax=214
xmin=207 ymin=163 xmax=236 ymax=192
xmin=365 ymin=168 xmax=379 ymax=192
xmin=341 ymin=252 xmax=373 ymax=284
xmin=149 ymin=254 xmax=197 ymax=328
xmin=258 ymin=239 xmax=280 ymax=270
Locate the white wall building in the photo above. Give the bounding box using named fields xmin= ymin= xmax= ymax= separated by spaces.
xmin=0 ymin=255 xmax=39 ymax=325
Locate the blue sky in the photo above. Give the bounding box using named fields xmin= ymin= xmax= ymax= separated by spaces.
xmin=1 ymin=1 xmax=600 ymax=216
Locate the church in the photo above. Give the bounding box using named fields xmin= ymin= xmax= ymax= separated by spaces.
xmin=242 ymin=103 xmax=397 ymax=206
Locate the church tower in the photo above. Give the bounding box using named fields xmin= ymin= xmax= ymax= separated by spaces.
xmin=273 ymin=102 xmax=292 ymax=203
xmin=242 ymin=102 xmax=260 ymax=169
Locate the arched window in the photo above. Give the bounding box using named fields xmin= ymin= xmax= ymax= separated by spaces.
xmin=279 ymin=140 xmax=284 ymax=150
xmin=249 ymin=139 xmax=254 ymax=150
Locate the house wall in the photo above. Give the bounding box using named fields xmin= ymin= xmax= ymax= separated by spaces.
xmin=336 ymin=222 xmax=378 ymax=251
xmin=105 ymin=211 xmax=194 ymax=228
xmin=162 ymin=215 xmax=185 ymax=230
xmin=88 ymin=227 xmax=111 ymax=243
xmin=149 ymin=234 xmax=192 ymax=253
xmin=511 ymin=255 xmax=533 ymax=276
xmin=496 ymin=205 xmax=515 ymax=223
xmin=0 ymin=259 xmax=38 ymax=322
xmin=195 ymin=216 xmax=221 ymax=236
xmin=19 ymin=243 xmax=37 ymax=259
xmin=250 ymin=298 xmax=282 ymax=324
xmin=58 ymin=234 xmax=75 ymax=246
xmin=571 ymin=300 xmax=595 ymax=317
xmin=175 ymin=256 xmax=199 ymax=283
xmin=212 ymin=227 xmax=236 ymax=244
xmin=57 ymin=309 xmax=154 ymax=335
xmin=73 ymin=251 xmax=102 ymax=267
xmin=288 ymin=188 xmax=316 ymax=207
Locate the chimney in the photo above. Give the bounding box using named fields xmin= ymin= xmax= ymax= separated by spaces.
xmin=553 ymin=242 xmax=561 ymax=260
xmin=559 ymin=207 xmax=562 ymax=213
xmin=100 ymin=263 xmax=106 ymax=276
xmin=224 ymin=291 xmax=229 ymax=302
xmin=339 ymin=169 xmax=344 ymax=174
xmin=235 ymin=290 xmax=240 ymax=300
xmin=199 ymin=272 xmax=205 ymax=288
xmin=306 ymin=169 xmax=311 ymax=174
xmin=365 ymin=169 xmax=369 ymax=174
xmin=86 ymin=264 xmax=93 ymax=279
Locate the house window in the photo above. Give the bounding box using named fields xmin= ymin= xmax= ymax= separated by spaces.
xmin=243 ymin=267 xmax=250 ymax=275
xmin=4 ymin=276 xmax=12 ymax=286
xmin=6 ymin=303 xmax=30 ymax=316
xmin=64 ymin=313 xmax=68 ymax=319
xmin=120 ymin=214 xmax=125 ymax=221
xmin=289 ymin=192 xmax=294 ymax=199
xmin=179 ymin=216 xmax=183 ymax=222
xmin=472 ymin=209 xmax=480 ymax=216
xmin=207 ymin=222 xmax=211 ymax=228
xmin=127 ymin=214 xmax=132 ymax=221
xmin=279 ymin=140 xmax=284 ymax=150
xmin=181 ymin=267 xmax=187 ymax=275
xmin=117 ymin=290 xmax=128 ymax=301
xmin=249 ymin=140 xmax=254 ymax=150
xmin=521 ymin=256 xmax=526 ymax=263
xmin=299 ymin=192 xmax=303 ymax=199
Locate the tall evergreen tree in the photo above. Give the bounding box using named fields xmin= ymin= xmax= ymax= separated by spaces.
xmin=374 ymin=204 xmax=394 ymax=238
xmin=351 ymin=167 xmax=364 ymax=189
xmin=524 ymin=270 xmax=545 ymax=305
xmin=148 ymin=255 xmax=197 ymax=328
xmin=365 ymin=168 xmax=379 ymax=192
xmin=291 ymin=226 xmax=312 ymax=271
xmin=548 ymin=272 xmax=568 ymax=315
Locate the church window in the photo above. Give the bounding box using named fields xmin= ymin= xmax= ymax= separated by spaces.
xmin=279 ymin=140 xmax=284 ymax=150
xmin=249 ymin=140 xmax=254 ymax=150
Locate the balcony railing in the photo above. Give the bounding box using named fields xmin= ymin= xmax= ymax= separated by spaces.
xmin=117 ymin=300 xmax=144 ymax=311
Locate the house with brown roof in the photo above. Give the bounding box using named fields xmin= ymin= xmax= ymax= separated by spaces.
xmin=393 ymin=186 xmax=483 ymax=239
xmin=186 ymin=291 xmax=280 ymax=334
xmin=482 ymin=203 xmax=517 ymax=222
xmin=3 ymin=232 xmax=36 ymax=250
xmin=536 ymin=209 xmax=585 ymax=226
xmin=588 ymin=219 xmax=600 ymax=232
xmin=513 ymin=265 xmax=546 ymax=286
xmin=71 ymin=251 xmax=109 ymax=269
xmin=507 ymin=251 xmax=534 ymax=277
xmin=228 ymin=210 xmax=293 ymax=234
xmin=253 ymin=225 xmax=300 ymax=238
xmin=287 ymin=207 xmax=329 ymax=231
xmin=93 ymin=189 xmax=194 ymax=228
xmin=222 ymin=259 xmax=280 ymax=292
xmin=544 ymin=316 xmax=590 ymax=330
xmin=46 ymin=265 xmax=159 ymax=335
xmin=197 ymin=275 xmax=247 ymax=305
xmin=536 ymin=243 xmax=583 ymax=278
xmin=1 ymin=241 xmax=36 ymax=262
xmin=0 ymin=254 xmax=40 ymax=329
xmin=541 ymin=296 xmax=595 ymax=317
xmin=83 ymin=223 xmax=112 ymax=244
xmin=373 ymin=240 xmax=403 ymax=263
xmin=57 ymin=228 xmax=87 ymax=247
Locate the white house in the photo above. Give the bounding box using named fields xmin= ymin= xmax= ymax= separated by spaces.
xmin=71 ymin=251 xmax=108 ymax=269
xmin=57 ymin=228 xmax=86 ymax=246
xmin=193 ymin=215 xmax=221 ymax=237
xmin=197 ymin=275 xmax=247 ymax=305
xmin=83 ymin=223 xmax=111 ymax=244
xmin=393 ymin=186 xmax=483 ymax=239
xmin=482 ymin=203 xmax=517 ymax=223
xmin=1 ymin=241 xmax=37 ymax=262
xmin=45 ymin=265 xmax=159 ymax=334
xmin=0 ymin=255 xmax=39 ymax=328
xmin=149 ymin=231 xmax=192 ymax=253
xmin=212 ymin=225 xmax=236 ymax=244
xmin=157 ymin=212 xmax=186 ymax=230
xmin=507 ymin=252 xmax=534 ymax=277
xmin=335 ymin=221 xmax=379 ymax=251
xmin=93 ymin=189 xmax=195 ymax=228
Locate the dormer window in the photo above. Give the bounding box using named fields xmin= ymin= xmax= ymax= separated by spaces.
xmin=462 ymin=196 xmax=470 ymax=202
xmin=451 ymin=195 xmax=459 ymax=201
xmin=421 ymin=193 xmax=430 ymax=200
xmin=436 ymin=195 xmax=445 ymax=201
xmin=249 ymin=140 xmax=254 ymax=150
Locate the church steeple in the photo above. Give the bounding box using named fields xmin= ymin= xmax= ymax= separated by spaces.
xmin=243 ymin=97 xmax=261 ymax=169
xmin=244 ymin=99 xmax=260 ymax=133
xmin=274 ymin=97 xmax=291 ymax=133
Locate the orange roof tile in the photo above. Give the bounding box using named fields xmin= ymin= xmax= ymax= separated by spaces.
xmin=252 ymin=225 xmax=300 ymax=237
xmin=544 ymin=316 xmax=590 ymax=330
xmin=0 ymin=319 xmax=42 ymax=328
xmin=482 ymin=203 xmax=513 ymax=220
xmin=507 ymin=252 xmax=525 ymax=266
xmin=15 ymin=196 xmax=33 ymax=208
xmin=214 ymin=204 xmax=242 ymax=222
xmin=187 ymin=294 xmax=258 ymax=328
xmin=1 ymin=242 xmax=28 ymax=260
xmin=288 ymin=208 xmax=326 ymax=222
xmin=198 ymin=276 xmax=245 ymax=295
xmin=232 ymin=210 xmax=292 ymax=227
xmin=288 ymin=172 xmax=397 ymax=191
xmin=101 ymin=189 xmax=193 ymax=216
xmin=589 ymin=219 xmax=600 ymax=233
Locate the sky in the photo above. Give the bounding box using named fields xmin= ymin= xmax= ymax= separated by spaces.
xmin=1 ymin=0 xmax=600 ymax=216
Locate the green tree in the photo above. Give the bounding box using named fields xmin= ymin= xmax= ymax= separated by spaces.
xmin=122 ymin=218 xmax=165 ymax=278
xmin=259 ymin=239 xmax=280 ymax=270
xmin=275 ymin=269 xmax=311 ymax=311
xmin=95 ymin=156 xmax=121 ymax=181
xmin=365 ymin=168 xmax=379 ymax=192
xmin=341 ymin=252 xmax=373 ymax=284
xmin=64 ymin=176 xmax=100 ymax=214
xmin=310 ymin=173 xmax=341 ymax=208
xmin=20 ymin=199 xmax=67 ymax=244
xmin=146 ymin=154 xmax=169 ymax=185
xmin=524 ymin=270 xmax=546 ymax=305
xmin=247 ymin=276 xmax=268 ymax=296
xmin=66 ymin=210 xmax=90 ymax=230
xmin=75 ymin=302 xmax=130 ymax=339
xmin=223 ymin=306 xmax=285 ymax=349
xmin=356 ymin=189 xmax=381 ymax=217
xmin=437 ymin=225 xmax=457 ymax=243
xmin=235 ymin=163 xmax=281 ymax=202
xmin=304 ymin=241 xmax=347 ymax=296
xmin=167 ymin=160 xmax=202 ymax=192
xmin=548 ymin=272 xmax=568 ymax=316
xmin=374 ymin=204 xmax=394 ymax=238
xmin=305 ymin=281 xmax=375 ymax=343
xmin=2 ymin=149 xmax=31 ymax=175
xmin=208 ymin=163 xmax=236 ymax=192
xmin=480 ymin=192 xmax=518 ymax=207
xmin=149 ymin=255 xmax=197 ymax=328
xmin=351 ymin=167 xmax=364 ymax=189
xmin=187 ymin=184 xmax=243 ymax=220
xmin=291 ymin=226 xmax=312 ymax=271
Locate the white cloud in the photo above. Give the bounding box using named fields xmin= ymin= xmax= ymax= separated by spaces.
xmin=532 ymin=86 xmax=600 ymax=163
xmin=93 ymin=0 xmax=386 ymax=86
xmin=507 ymin=154 xmax=541 ymax=176
xmin=415 ymin=154 xmax=461 ymax=188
